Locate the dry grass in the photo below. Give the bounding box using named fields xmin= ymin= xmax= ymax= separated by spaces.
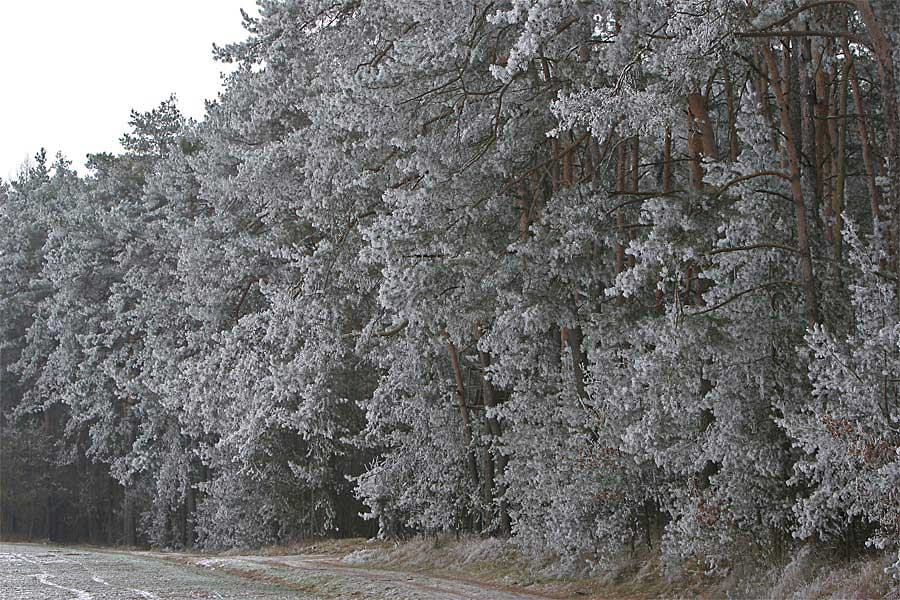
xmin=768 ymin=546 xmax=897 ymax=600
xmin=334 ymin=534 xmax=638 ymax=598
xmin=214 ymin=535 xmax=900 ymax=599
xmin=221 ymin=537 xmax=387 ymax=558
xmin=323 ymin=536 xmax=899 ymax=600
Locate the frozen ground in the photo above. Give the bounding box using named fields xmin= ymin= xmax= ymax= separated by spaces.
xmin=0 ymin=543 xmax=302 ymax=599
xmin=0 ymin=543 xmax=560 ymax=599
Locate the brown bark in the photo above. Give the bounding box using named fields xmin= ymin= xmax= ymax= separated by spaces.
xmin=762 ymin=43 xmax=822 ymax=325
xmin=846 ymin=53 xmax=882 ymax=221
xmin=687 ymin=106 xmax=706 ymax=189
xmin=686 ymin=91 xmax=718 ymax=305
xmin=688 ymin=91 xmax=717 ymax=159
xmin=447 ymin=339 xmax=479 ymax=486
xmin=855 ymin=0 xmax=900 ymax=298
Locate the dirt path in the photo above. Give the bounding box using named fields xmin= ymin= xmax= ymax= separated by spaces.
xmin=149 ymin=551 xmax=567 ymax=599
xmin=1 ymin=543 xmax=573 ymax=599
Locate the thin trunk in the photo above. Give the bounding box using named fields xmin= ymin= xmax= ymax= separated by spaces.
xmin=478 ymin=349 xmax=509 ymax=536
xmin=616 ymin=138 xmax=627 ymax=274
xmin=687 ymin=105 xmax=705 ymax=188
xmin=481 ymin=441 xmax=494 ymax=530
xmin=185 ymin=474 xmax=195 ymax=548
xmin=723 ymin=64 xmax=740 ymax=162
xmin=43 ymin=408 xmax=53 ymax=540
xmin=106 ymin=480 xmax=115 ymax=545
xmin=657 ymin=129 xmax=672 ymax=314
xmin=825 ymin=42 xmax=840 ymax=247
xmin=762 ymin=43 xmax=821 ymax=325
xmin=122 ymin=410 xmax=136 ymax=546
xmin=562 ymin=132 xmax=574 ymax=188
xmin=787 ymin=39 xmax=804 ymax=171
xmin=563 ymin=326 xmax=588 ymax=401
xmin=687 ymin=91 xmax=717 ymax=302
xmin=856 ymin=0 xmax=900 ymax=295
xmin=662 ymin=127 xmax=672 ymax=193
xmin=550 ymin=138 xmax=561 ymax=192
xmin=583 ymin=133 xmax=595 ymax=187
xmin=815 ymin=51 xmax=832 ymax=219
xmin=447 ymin=339 xmax=479 ymax=487
xmin=518 ymin=183 xmax=532 ymax=240
xmin=123 ymin=490 xmax=135 ymax=546
xmin=757 ymin=50 xmax=781 ymax=151
xmin=588 ymin=135 xmax=601 ymax=187
xmin=846 ymin=52 xmax=883 ymax=222
xmin=832 ymin=52 xmax=851 ymax=278
xmin=628 ymin=136 xmax=639 ymax=269
xmin=799 ymin=34 xmax=822 ymax=220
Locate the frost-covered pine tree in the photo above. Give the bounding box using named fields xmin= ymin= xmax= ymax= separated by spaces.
xmin=3 ymin=0 xmax=898 ymax=574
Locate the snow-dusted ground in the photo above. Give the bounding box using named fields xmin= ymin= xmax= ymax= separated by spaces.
xmin=149 ymin=552 xmax=560 ymax=599
xmin=0 ymin=543 xmax=306 ymax=599
xmin=1 ymin=543 xmax=560 ymax=599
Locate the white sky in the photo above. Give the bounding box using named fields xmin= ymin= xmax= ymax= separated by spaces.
xmin=1 ymin=1 xmax=259 ymax=180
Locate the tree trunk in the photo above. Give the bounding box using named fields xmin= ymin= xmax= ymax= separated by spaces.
xmin=123 ymin=489 xmax=135 ymax=546
xmin=723 ymin=65 xmax=740 ymax=162
xmin=616 ymin=137 xmax=627 ymax=274
xmin=628 ymin=136 xmax=639 ymax=268
xmin=831 ymin=52 xmax=851 ymax=279
xmin=846 ymin=50 xmax=883 ymax=224
xmin=798 ymin=34 xmax=822 ymax=222
xmin=856 ymin=0 xmax=900 ymax=303
xmin=447 ymin=338 xmax=479 ymax=488
xmin=815 ymin=49 xmax=832 ymax=223
xmin=762 ymin=42 xmax=822 ymax=326
xmin=185 ymin=474 xmax=195 ymax=548
xmin=478 ymin=349 xmax=510 ymax=536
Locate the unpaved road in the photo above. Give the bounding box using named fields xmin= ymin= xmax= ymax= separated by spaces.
xmin=0 ymin=543 xmax=562 ymax=599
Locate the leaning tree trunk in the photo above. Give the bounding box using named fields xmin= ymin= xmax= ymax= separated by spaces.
xmin=447 ymin=338 xmax=479 ymax=491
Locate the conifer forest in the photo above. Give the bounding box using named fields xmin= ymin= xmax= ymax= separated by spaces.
xmin=2 ymin=0 xmax=900 ymax=580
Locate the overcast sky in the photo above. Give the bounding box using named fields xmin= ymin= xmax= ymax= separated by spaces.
xmin=1 ymin=1 xmax=258 ymax=180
